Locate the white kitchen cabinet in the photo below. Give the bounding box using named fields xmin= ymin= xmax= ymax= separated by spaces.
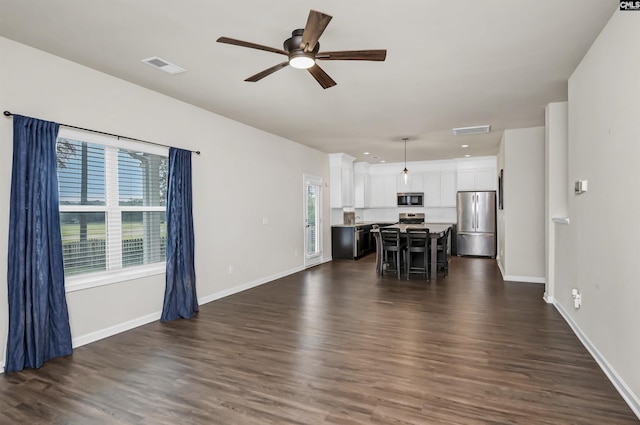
xmin=329 ymin=153 xmax=355 ymax=208
xmin=369 ymin=174 xmax=397 ymax=207
xmin=423 ymin=172 xmax=441 ymax=207
xmin=440 ymin=171 xmax=457 ymax=206
xmin=353 ymin=163 xmax=370 ymax=208
xmin=341 ymin=167 xmax=353 ymax=206
xmin=475 ymin=168 xmax=496 ymax=190
xmin=397 ymin=171 xmax=424 ymax=193
xmin=457 ymin=168 xmax=496 ymax=191
xmin=423 ymin=170 xmax=456 ymax=207
xmin=457 ymin=170 xmax=475 ymax=191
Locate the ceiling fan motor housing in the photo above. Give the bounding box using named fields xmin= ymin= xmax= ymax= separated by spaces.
xmin=284 ymin=29 xmax=320 ymax=54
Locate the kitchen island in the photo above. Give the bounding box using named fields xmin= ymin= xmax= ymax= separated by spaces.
xmin=372 ymin=223 xmax=452 ymax=280
xmin=331 ymin=222 xmax=395 ymax=260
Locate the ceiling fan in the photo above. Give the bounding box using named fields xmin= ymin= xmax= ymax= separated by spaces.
xmin=216 ymin=9 xmax=387 ymax=89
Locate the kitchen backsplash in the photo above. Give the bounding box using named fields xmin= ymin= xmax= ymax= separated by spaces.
xmin=331 ymin=207 xmax=457 ymax=225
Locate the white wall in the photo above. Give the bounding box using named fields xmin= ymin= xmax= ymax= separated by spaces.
xmin=0 ymin=37 xmax=330 ymax=366
xmin=544 ymin=102 xmax=568 ymax=302
xmin=497 ymin=136 xmax=506 ymax=270
xmin=497 ymin=127 xmax=546 ymax=282
xmin=557 ymin=10 xmax=640 ymax=413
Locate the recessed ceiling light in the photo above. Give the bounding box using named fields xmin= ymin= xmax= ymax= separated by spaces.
xmin=465 ymin=154 xmax=471 ymax=158
xmin=461 ymin=144 xmax=469 ymax=148
xmin=363 ymin=152 xmax=370 ymax=155
xmin=142 ymin=56 xmax=186 ymax=75
xmin=380 ymin=160 xmax=386 ymax=163
xmin=452 ymin=125 xmax=491 ymax=136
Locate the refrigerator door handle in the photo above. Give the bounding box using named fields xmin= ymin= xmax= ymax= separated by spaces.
xmin=471 ymin=194 xmax=474 ymax=230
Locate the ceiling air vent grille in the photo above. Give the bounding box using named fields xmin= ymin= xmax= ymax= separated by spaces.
xmin=452 ymin=125 xmax=491 ymax=136
xmin=142 ymin=56 xmax=186 ymax=75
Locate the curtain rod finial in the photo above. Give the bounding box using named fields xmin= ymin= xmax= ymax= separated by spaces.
xmin=4 ymin=111 xmax=12 ymax=117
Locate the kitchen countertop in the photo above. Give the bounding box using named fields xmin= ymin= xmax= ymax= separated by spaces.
xmin=331 ymin=221 xmax=395 ymax=228
xmin=332 ymin=221 xmax=455 ymax=228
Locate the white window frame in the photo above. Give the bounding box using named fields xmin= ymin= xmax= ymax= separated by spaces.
xmin=57 ymin=128 xmax=168 ymax=293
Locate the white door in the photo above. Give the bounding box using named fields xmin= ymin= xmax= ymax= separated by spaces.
xmin=304 ymin=175 xmax=323 ymax=268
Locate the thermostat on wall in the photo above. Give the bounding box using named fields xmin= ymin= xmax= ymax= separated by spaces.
xmin=575 ymin=179 xmax=588 ymax=194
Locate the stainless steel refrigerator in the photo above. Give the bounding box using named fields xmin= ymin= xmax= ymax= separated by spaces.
xmin=456 ymin=191 xmax=496 ymax=257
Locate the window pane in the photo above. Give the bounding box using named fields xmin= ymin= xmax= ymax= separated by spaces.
xmin=122 ymin=211 xmax=166 ymax=268
xmin=118 ymin=149 xmax=167 ymax=207
xmin=60 ymin=212 xmax=107 ymax=275
xmin=57 ymin=139 xmax=105 ymax=206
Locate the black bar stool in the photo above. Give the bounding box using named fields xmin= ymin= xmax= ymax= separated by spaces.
xmin=435 ymin=227 xmax=451 ymax=277
xmin=406 ymin=228 xmax=429 ymax=280
xmin=380 ymin=228 xmax=404 ymax=279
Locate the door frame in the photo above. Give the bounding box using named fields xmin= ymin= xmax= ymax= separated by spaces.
xmin=303 ymin=174 xmax=323 ymax=268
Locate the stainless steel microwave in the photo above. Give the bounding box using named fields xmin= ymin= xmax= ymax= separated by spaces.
xmin=397 ymin=192 xmax=424 ymax=207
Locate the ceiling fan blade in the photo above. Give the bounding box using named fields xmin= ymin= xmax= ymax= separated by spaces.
xmin=245 ymin=62 xmax=290 ymax=82
xmin=316 ymin=50 xmax=387 ymax=61
xmin=307 ymin=64 xmax=336 ymax=89
xmin=217 ymin=37 xmax=288 ymax=56
xmin=300 ymin=10 xmax=332 ymax=52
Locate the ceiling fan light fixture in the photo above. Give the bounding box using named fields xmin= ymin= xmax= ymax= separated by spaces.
xmin=289 ymin=52 xmax=315 ymax=69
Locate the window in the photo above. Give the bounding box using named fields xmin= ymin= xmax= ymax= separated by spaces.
xmin=56 ymin=128 xmax=168 ymax=290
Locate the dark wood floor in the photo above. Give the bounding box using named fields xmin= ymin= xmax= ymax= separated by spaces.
xmin=1 ymin=255 xmax=638 ymax=424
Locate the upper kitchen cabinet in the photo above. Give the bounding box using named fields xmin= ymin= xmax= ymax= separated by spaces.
xmin=440 ymin=171 xmax=457 ymax=206
xmin=368 ymin=173 xmax=397 ymax=207
xmin=330 ymin=153 xmax=356 ymax=208
xmin=354 ymin=162 xmax=370 ymax=208
xmin=423 ymin=170 xmax=457 ymax=207
xmin=456 ymin=157 xmax=497 ymax=191
xmin=397 ymin=171 xmax=424 ymax=193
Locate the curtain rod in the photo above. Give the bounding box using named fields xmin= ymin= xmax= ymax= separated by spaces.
xmin=3 ymin=111 xmax=201 ymax=155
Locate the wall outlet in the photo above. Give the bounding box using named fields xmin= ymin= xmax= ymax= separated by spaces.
xmin=572 ymin=288 xmax=581 ymax=309
xmin=294 ymin=249 xmax=298 ymax=257
xmin=262 ymin=217 xmax=269 ymax=225
xmin=228 ymin=265 xmax=234 ymax=274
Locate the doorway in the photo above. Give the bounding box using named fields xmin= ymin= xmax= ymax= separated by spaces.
xmin=304 ymin=175 xmax=323 ymax=268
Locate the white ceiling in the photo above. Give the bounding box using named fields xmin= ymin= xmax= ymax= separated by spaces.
xmin=0 ymin=0 xmax=617 ymax=163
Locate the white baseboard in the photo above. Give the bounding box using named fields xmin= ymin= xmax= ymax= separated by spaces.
xmin=3 ymin=264 xmax=312 ymax=373
xmin=502 ymin=274 xmax=545 ymax=284
xmin=543 ymin=292 xmax=555 ymax=304
xmin=554 ymin=301 xmax=640 ymax=419
xmin=72 ymin=265 xmax=306 ymax=351
xmin=497 ymin=259 xmax=546 ymax=284
xmin=72 ymin=311 xmax=161 ymax=348
xmin=497 ymin=259 xmax=505 ymax=278
xmin=197 ymin=265 xmax=304 ymax=305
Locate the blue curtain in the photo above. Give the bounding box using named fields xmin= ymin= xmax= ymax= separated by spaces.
xmin=161 ymin=148 xmax=198 ymax=321
xmin=5 ymin=115 xmax=72 ymax=372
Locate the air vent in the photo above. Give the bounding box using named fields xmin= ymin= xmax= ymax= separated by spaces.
xmin=452 ymin=125 xmax=491 ymax=136
xmin=142 ymin=56 xmax=186 ymax=75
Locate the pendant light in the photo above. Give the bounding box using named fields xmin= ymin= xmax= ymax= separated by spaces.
xmin=402 ymin=137 xmax=409 ymax=184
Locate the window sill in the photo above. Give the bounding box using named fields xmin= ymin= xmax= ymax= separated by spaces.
xmin=65 ymin=263 xmax=166 ymax=293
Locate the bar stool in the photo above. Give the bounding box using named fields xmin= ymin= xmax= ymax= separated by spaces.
xmin=406 ymin=228 xmax=429 ymax=280
xmin=435 ymin=227 xmax=451 ymax=277
xmin=380 ymin=228 xmax=403 ymax=279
